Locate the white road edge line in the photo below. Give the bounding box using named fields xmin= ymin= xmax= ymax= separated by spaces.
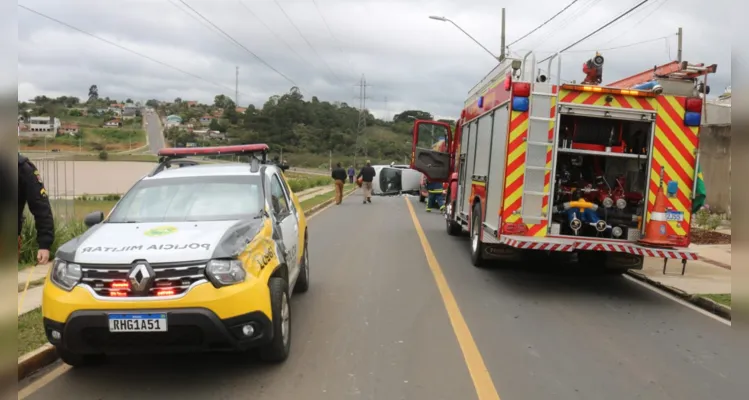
xmin=622 ymin=274 xmax=731 ymax=326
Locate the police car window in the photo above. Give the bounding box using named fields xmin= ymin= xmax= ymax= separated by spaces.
xmin=270 ymin=175 xmax=290 ymax=216
xmin=109 ymin=177 xmax=262 ymax=223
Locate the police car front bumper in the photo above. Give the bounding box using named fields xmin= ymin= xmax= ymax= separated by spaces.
xmin=44 ymin=308 xmax=273 ymax=355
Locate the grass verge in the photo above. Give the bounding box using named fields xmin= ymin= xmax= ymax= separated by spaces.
xmin=300 ymin=184 xmax=355 ymax=210
xmin=701 ymin=293 xmax=731 ymax=307
xmin=18 ymin=308 xmax=47 ymax=357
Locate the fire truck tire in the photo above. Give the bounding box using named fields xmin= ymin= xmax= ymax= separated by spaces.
xmin=419 ymin=194 xmax=426 ymax=203
xmin=470 ymin=202 xmax=487 ymax=267
xmin=446 ymin=211 xmax=462 ymax=236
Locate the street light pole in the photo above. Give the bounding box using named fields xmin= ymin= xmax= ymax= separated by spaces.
xmin=429 ymin=15 xmax=501 ymax=62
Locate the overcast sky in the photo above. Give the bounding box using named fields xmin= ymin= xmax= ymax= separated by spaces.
xmin=18 ymin=0 xmax=731 ymax=120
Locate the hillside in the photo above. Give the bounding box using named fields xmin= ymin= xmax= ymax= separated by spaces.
xmin=157 ymin=89 xmax=454 ymax=168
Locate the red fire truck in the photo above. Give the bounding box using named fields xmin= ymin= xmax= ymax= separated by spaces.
xmin=410 ymin=52 xmax=715 ymax=272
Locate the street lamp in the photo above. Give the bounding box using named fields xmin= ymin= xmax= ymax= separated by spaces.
xmin=429 ymin=15 xmax=502 ymax=62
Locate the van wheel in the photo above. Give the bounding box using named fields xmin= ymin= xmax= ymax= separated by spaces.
xmin=259 ymin=277 xmax=291 ymax=363
xmin=57 ymin=348 xmax=105 ymax=367
xmin=470 ymin=203 xmax=487 ymax=267
xmin=294 ymin=235 xmax=309 ymax=294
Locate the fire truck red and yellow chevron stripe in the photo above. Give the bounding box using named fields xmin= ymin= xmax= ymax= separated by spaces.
xmin=501 ymin=110 xmax=528 ymax=225
xmin=558 ymin=89 xmax=657 ymax=110
xmin=648 ymin=95 xmax=698 ymax=240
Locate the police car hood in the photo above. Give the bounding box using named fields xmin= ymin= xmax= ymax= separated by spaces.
xmin=65 ymin=219 xmax=263 ymax=264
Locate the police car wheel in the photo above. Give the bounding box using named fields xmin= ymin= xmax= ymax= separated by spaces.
xmin=259 ymin=277 xmax=291 ymax=363
xmin=293 ymin=234 xmax=310 ymax=294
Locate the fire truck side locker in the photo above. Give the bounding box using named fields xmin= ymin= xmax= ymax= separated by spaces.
xmin=482 ymin=104 xmax=510 ymax=236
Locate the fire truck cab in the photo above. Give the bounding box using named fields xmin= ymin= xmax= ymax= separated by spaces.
xmin=411 ymin=52 xmax=713 ymax=272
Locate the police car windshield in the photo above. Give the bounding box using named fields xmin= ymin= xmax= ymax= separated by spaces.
xmin=108 ymin=175 xmax=263 ymax=223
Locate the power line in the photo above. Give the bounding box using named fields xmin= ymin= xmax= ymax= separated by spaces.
xmin=18 ymin=4 xmax=241 ymax=95
xmin=524 ymin=0 xmax=602 ymax=51
xmin=598 ymin=0 xmax=671 ymax=47
xmin=178 ymin=0 xmax=297 ymax=86
xmin=508 ymin=0 xmax=579 ymax=47
xmin=310 ymin=0 xmax=353 ymax=69
xmin=272 ymin=0 xmax=342 ymax=84
xmin=167 ymin=0 xmax=225 ymax=39
xmin=237 ymin=0 xmax=309 ymax=65
xmin=564 ymin=34 xmax=675 ymax=52
xmin=539 ymin=0 xmax=653 ymax=62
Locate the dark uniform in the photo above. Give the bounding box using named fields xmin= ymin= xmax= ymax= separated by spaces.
xmin=18 ymin=154 xmax=54 ymax=256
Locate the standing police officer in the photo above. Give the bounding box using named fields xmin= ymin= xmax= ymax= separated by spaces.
xmin=18 ymin=154 xmax=54 ymax=264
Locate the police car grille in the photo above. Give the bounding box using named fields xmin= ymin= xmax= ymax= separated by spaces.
xmin=80 ymin=263 xmax=207 ymax=297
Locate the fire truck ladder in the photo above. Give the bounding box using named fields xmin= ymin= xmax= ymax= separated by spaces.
xmin=606 ymin=61 xmax=717 ymax=88
xmin=516 ymin=52 xmax=563 ymax=224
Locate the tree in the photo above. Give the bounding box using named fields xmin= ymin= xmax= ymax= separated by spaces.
xmin=214 ymin=94 xmax=235 ymax=110
xmin=125 ymin=98 xmax=133 ymax=103
xmin=393 ymin=110 xmax=433 ymax=123
xmin=146 ymin=99 xmax=159 ymax=108
xmin=209 ymin=118 xmax=222 ymax=132
xmin=223 ymin=107 xmax=239 ymax=125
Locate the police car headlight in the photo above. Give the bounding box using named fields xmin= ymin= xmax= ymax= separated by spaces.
xmin=51 ymin=258 xmax=82 ymax=291
xmin=206 ymin=259 xmax=246 ymax=287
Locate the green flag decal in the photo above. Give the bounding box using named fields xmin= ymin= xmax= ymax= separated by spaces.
xmin=692 ymin=164 xmax=706 ymax=213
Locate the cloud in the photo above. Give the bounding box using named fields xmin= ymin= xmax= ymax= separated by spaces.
xmin=18 ymin=0 xmax=730 ymax=119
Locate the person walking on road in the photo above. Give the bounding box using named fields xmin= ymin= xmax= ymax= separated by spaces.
xmin=347 ymin=165 xmax=355 ymax=184
xmin=18 ymin=153 xmax=54 ymax=264
xmin=331 ymin=162 xmax=347 ymax=205
xmin=356 ymin=161 xmax=376 ymax=204
xmin=425 ymin=178 xmax=446 ymax=213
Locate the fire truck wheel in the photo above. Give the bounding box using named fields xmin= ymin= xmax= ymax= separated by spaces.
xmin=419 ymin=194 xmax=425 ymax=203
xmin=446 ymin=202 xmax=462 ymax=236
xmin=470 ymin=203 xmax=487 ymax=267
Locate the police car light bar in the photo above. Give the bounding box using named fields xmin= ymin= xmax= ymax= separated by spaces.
xmin=157 ymin=143 xmax=270 ymax=157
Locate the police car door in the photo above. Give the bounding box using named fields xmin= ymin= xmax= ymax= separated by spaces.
xmin=268 ymin=172 xmax=299 ymax=275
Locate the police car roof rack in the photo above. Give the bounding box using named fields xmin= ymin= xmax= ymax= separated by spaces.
xmin=151 ymin=144 xmax=271 ymax=176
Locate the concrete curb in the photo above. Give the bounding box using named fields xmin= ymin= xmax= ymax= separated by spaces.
xmin=304 ymin=188 xmax=357 ymax=218
xmin=18 ymin=344 xmax=57 ymax=381
xmin=16 ymin=187 xmax=357 ymax=381
xmin=626 ymin=271 xmax=731 ymax=321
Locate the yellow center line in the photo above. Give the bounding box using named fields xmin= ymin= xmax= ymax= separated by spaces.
xmin=404 ymin=198 xmax=501 ymax=400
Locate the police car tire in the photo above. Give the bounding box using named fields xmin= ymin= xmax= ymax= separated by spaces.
xmin=259 ymin=278 xmax=291 ymax=363
xmin=57 ymin=347 xmax=105 ymax=367
xmin=293 ymin=234 xmax=309 ymax=294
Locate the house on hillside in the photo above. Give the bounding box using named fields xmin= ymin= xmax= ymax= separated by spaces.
xmin=60 ymin=123 xmax=79 ymax=135
xmin=165 ymin=114 xmax=182 ymax=127
xmin=186 ymin=101 xmax=198 ymax=108
xmin=104 ymin=118 xmax=122 ymax=128
xmin=236 ymin=107 xmax=247 ymax=114
xmin=27 ymin=116 xmax=60 ymax=135
xmin=122 ymin=109 xmax=137 ymax=120
xmin=200 ymin=115 xmax=214 ymax=126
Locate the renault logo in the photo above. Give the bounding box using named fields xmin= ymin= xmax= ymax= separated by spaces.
xmin=129 ymin=263 xmax=154 ymax=293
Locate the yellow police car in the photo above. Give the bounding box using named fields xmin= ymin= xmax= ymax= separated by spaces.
xmin=42 ymin=144 xmax=309 ymax=365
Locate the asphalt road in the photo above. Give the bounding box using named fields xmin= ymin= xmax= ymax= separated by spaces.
xmin=144 ymin=111 xmax=166 ymax=153
xmin=19 ymin=196 xmax=746 ymax=400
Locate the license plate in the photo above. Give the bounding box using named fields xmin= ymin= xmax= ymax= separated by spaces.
xmin=108 ymin=313 xmax=167 ymax=332
xmin=665 ymin=210 xmax=684 ymax=222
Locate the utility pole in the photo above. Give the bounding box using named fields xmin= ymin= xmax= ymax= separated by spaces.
xmin=677 ymin=27 xmax=683 ymax=63
xmin=500 ymin=8 xmax=506 ymax=61
xmin=235 ymin=66 xmax=239 ymax=106
xmin=354 ymin=74 xmax=371 ymax=164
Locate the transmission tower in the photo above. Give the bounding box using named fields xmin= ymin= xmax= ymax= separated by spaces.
xmin=354 ymin=74 xmax=371 ymax=161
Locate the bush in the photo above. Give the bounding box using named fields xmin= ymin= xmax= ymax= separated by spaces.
xmin=98 ymin=150 xmax=108 ymax=160
xmin=286 ymin=175 xmax=333 ymax=192
xmin=19 ymin=214 xmax=88 ymax=265
xmin=694 ymin=206 xmax=722 ymax=231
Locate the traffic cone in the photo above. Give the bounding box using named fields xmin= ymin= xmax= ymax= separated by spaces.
xmin=639 ymin=185 xmax=673 ymax=247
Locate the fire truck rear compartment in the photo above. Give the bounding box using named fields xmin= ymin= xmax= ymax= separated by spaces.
xmin=550 ymin=114 xmax=653 ymax=241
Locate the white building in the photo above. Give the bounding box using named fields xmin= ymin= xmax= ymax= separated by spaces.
xmin=27 ymin=116 xmax=60 ymax=135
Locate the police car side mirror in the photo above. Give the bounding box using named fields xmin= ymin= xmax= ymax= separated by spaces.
xmin=84 ymin=211 xmax=104 ymax=228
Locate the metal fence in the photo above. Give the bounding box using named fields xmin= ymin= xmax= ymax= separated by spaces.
xmin=32 ymin=157 xmax=78 ymax=221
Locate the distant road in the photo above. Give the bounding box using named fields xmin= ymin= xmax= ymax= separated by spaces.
xmin=144 ymin=111 xmax=166 ymax=153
